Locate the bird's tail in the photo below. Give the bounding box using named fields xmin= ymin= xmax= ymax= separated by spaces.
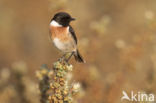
xmin=74 ymin=50 xmax=85 ymax=63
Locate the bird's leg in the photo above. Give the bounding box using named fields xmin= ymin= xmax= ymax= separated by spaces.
xmin=65 ymin=52 xmax=74 ymax=63
xmin=58 ymin=53 xmax=67 ymax=62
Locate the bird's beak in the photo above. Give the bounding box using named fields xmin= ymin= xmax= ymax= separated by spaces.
xmin=70 ymin=18 xmax=76 ymax=21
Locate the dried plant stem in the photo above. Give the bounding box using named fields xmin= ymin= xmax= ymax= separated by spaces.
xmin=37 ymin=60 xmax=80 ymax=103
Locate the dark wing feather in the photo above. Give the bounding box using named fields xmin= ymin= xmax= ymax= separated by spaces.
xmin=69 ymin=25 xmax=77 ymax=44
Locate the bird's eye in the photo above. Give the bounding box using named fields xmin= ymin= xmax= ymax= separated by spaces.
xmin=63 ymin=17 xmax=68 ymax=20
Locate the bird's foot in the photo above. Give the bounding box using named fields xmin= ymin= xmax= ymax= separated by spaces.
xmin=58 ymin=57 xmax=64 ymax=62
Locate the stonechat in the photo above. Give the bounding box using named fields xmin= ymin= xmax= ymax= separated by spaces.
xmin=49 ymin=12 xmax=85 ymax=63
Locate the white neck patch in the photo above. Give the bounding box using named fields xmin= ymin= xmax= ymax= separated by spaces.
xmin=50 ymin=20 xmax=62 ymax=27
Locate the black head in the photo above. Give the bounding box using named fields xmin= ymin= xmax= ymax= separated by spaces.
xmin=52 ymin=12 xmax=75 ymax=27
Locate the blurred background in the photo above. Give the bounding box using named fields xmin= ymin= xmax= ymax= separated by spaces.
xmin=0 ymin=0 xmax=156 ymax=103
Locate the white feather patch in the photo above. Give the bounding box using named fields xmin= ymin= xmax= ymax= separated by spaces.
xmin=53 ymin=38 xmax=76 ymax=52
xmin=50 ymin=20 xmax=62 ymax=27
xmin=53 ymin=38 xmax=64 ymax=49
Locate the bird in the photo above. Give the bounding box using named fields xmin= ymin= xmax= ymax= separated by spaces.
xmin=49 ymin=12 xmax=85 ymax=63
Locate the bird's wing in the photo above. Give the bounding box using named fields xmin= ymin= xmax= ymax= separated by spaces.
xmin=69 ymin=25 xmax=77 ymax=44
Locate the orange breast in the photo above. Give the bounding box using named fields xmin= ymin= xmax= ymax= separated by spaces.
xmin=50 ymin=26 xmax=70 ymax=42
